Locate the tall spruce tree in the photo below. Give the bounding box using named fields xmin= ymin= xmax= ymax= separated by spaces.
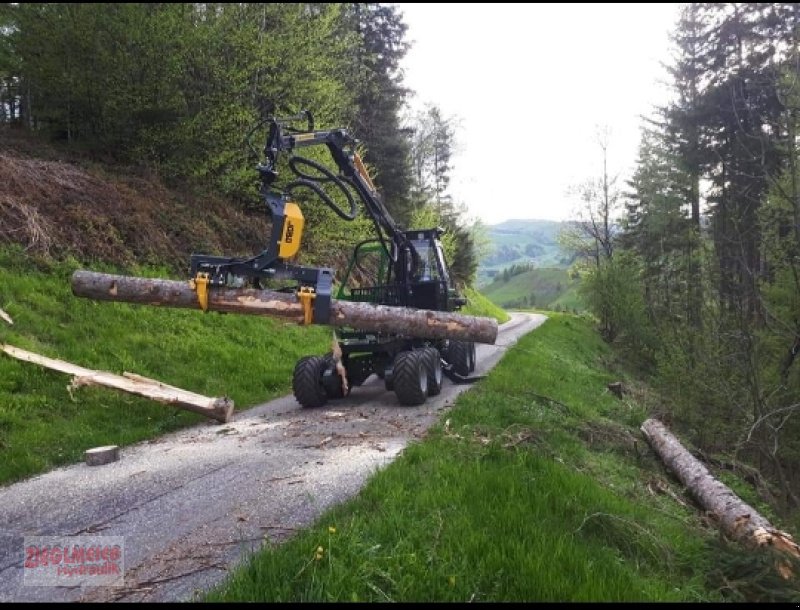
xmin=341 ymin=3 xmax=413 ymax=224
xmin=622 ymin=117 xmax=693 ymax=325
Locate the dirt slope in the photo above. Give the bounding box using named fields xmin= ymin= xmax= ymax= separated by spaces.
xmin=0 ymin=130 xmax=270 ymax=270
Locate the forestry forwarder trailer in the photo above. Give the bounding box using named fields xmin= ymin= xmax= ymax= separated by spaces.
xmin=189 ymin=111 xmax=477 ymax=408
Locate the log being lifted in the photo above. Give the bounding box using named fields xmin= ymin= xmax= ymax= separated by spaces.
xmin=71 ymin=270 xmax=499 ymax=345
xmin=641 ymin=418 xmax=800 ymax=561
xmin=1 ymin=344 xmax=234 ymax=423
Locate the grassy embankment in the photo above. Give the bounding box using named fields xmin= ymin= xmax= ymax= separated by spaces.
xmin=207 ymin=312 xmax=744 ymax=602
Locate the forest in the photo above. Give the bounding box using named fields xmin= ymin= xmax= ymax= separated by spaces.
xmin=568 ymin=3 xmax=800 ymax=520
xmin=0 ymin=3 xmax=480 ymax=283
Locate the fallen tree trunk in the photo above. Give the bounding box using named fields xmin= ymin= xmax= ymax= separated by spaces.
xmin=70 ymin=270 xmax=499 ymax=345
xmin=641 ymin=418 xmax=799 ymax=559
xmin=1 ymin=344 xmax=234 ymax=423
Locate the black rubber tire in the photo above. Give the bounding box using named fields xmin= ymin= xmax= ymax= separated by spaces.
xmin=292 ymin=356 xmax=328 ymax=408
xmin=420 ymin=347 xmax=443 ymax=396
xmin=393 ymin=351 xmax=428 ymax=406
xmin=468 ymin=341 xmax=477 ymax=373
xmin=447 ymin=340 xmax=471 ymax=377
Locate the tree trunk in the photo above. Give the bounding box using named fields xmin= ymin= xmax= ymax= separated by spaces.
xmin=641 ymin=418 xmax=799 ymax=560
xmin=1 ymin=344 xmax=234 ymax=423
xmin=70 ymin=270 xmax=499 ymax=345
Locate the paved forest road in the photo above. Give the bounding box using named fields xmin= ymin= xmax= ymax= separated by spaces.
xmin=0 ymin=312 xmax=546 ymax=602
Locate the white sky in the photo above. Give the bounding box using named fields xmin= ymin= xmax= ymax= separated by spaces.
xmin=397 ymin=2 xmax=680 ymax=224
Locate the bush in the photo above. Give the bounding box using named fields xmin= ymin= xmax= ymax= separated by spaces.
xmin=579 ymin=254 xmax=656 ymax=364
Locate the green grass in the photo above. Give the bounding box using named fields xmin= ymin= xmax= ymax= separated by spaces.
xmin=549 ymin=283 xmax=584 ymax=311
xmin=461 ymin=286 xmax=509 ymax=323
xmin=0 ymin=247 xmax=330 ymax=484
xmin=206 ymin=313 xmax=724 ymax=602
xmin=482 ymin=267 xmax=582 ymax=311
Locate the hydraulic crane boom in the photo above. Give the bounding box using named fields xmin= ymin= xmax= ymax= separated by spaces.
xmin=257 ymin=111 xmax=419 ymax=289
xmin=190 ymin=110 xmax=422 ymax=324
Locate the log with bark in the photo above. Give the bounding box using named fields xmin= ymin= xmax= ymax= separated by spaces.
xmin=641 ymin=418 xmax=800 ymax=565
xmin=1 ymin=344 xmax=234 ymax=423
xmin=70 ymin=270 xmax=499 ymax=345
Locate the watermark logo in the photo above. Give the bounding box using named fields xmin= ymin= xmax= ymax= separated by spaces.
xmin=23 ymin=536 xmax=124 ymax=587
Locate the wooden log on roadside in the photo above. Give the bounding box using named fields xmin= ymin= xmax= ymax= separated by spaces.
xmin=1 ymin=344 xmax=234 ymax=423
xmin=70 ymin=270 xmax=499 ymax=345
xmin=641 ymin=418 xmax=800 ymax=562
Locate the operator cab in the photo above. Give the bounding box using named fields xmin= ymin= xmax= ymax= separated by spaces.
xmin=407 ymin=229 xmax=447 ymax=283
xmin=402 ymin=228 xmax=451 ymax=311
xmin=340 ymin=226 xmax=464 ymax=312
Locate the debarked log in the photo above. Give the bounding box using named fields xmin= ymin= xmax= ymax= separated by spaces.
xmin=641 ymin=418 xmax=800 ymax=560
xmin=70 ymin=270 xmax=499 ymax=345
xmin=1 ymin=344 xmax=234 ymax=423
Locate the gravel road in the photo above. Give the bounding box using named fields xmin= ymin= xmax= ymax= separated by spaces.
xmin=0 ymin=312 xmax=546 ymax=602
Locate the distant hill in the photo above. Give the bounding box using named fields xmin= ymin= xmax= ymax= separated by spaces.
xmin=481 ymin=266 xmax=583 ymax=311
xmin=478 ymin=219 xmax=574 ymax=287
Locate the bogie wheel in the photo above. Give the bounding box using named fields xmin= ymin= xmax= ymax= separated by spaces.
xmin=420 ymin=347 xmax=443 ymax=396
xmin=292 ymin=356 xmax=328 ymax=408
xmin=393 ymin=351 xmax=429 ymax=406
xmin=447 ymin=340 xmax=471 ymax=377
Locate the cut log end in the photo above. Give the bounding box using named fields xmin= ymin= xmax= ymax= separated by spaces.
xmin=212 ymin=397 xmax=236 ymax=423
xmin=85 ymin=445 xmax=120 ymax=466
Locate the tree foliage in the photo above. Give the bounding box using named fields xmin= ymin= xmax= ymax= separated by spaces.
xmin=567 ymin=2 xmax=800 ymax=517
xmin=0 ymin=2 xmax=481 ymax=291
xmin=342 ymin=3 xmax=413 ymax=223
xmin=404 ymin=102 xmax=476 ymax=286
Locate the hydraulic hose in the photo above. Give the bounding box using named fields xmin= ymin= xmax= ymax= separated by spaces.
xmin=285 ymin=156 xmax=357 ymax=221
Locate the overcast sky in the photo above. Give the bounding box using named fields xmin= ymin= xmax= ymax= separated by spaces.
xmin=397 ymin=3 xmax=681 ymax=225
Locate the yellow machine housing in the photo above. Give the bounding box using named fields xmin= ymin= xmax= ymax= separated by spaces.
xmin=279 ymin=201 xmax=304 ymax=258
